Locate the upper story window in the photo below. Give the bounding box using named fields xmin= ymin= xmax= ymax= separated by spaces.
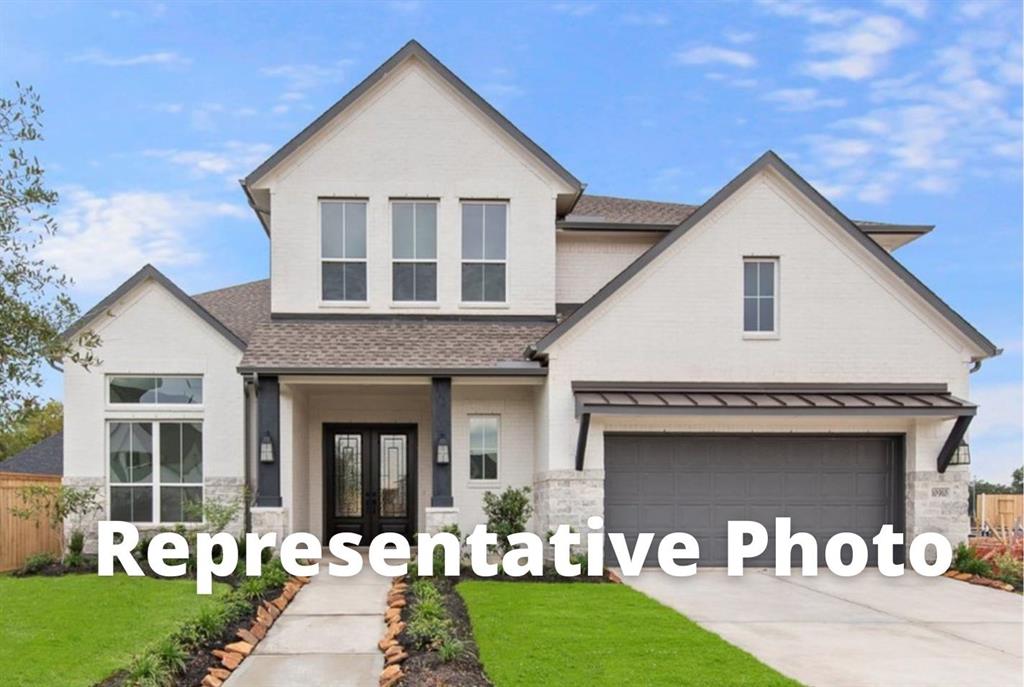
xmin=461 ymin=202 xmax=507 ymax=303
xmin=321 ymin=200 xmax=368 ymax=302
xmin=743 ymin=258 xmax=778 ymax=334
xmin=109 ymin=376 xmax=203 ymax=405
xmin=392 ymin=201 xmax=437 ymax=302
xmin=468 ymin=415 xmax=499 ymax=481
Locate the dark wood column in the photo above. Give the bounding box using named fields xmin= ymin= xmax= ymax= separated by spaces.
xmin=255 ymin=375 xmax=282 ymax=507
xmin=431 ymin=377 xmax=453 ymax=507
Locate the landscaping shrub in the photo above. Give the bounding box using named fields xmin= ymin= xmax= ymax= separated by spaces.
xmin=953 ymin=542 xmax=994 ymax=577
xmin=482 ymin=486 xmax=533 ymax=554
xmin=992 ymin=551 xmax=1023 ymax=589
xmin=405 ymin=577 xmax=457 ymax=650
xmin=18 ymin=551 xmax=57 ymax=575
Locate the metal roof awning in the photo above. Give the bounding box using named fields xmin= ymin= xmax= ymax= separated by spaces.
xmin=570 ymin=382 xmax=976 ymax=474
xmin=572 ymin=382 xmax=976 ymax=418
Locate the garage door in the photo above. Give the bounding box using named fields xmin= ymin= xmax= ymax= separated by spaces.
xmin=604 ymin=434 xmax=902 ymax=567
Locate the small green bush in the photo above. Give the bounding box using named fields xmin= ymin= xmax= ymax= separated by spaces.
xmin=152 ymin=637 xmax=188 ymax=674
xmin=438 ymin=636 xmax=464 ymax=663
xmin=20 ymin=552 xmax=58 ymax=574
xmin=482 ymin=486 xmax=533 ymax=555
xmin=124 ymin=651 xmax=170 ymax=687
xmin=993 ymin=552 xmax=1023 ymax=589
xmin=952 ymin=542 xmax=993 ymax=577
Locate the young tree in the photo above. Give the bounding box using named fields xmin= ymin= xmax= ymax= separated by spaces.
xmin=0 ymin=83 xmax=98 ymax=424
xmin=1013 ymin=467 xmax=1023 ymax=493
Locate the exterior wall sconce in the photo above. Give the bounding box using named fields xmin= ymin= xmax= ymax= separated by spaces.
xmin=951 ymin=441 xmax=971 ymax=466
xmin=436 ymin=434 xmax=450 ymax=465
xmin=260 ymin=431 xmax=275 ymax=464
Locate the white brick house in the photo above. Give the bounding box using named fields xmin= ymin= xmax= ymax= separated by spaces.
xmin=62 ymin=41 xmax=998 ymax=565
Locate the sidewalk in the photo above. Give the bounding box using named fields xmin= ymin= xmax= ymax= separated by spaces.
xmin=225 ymin=555 xmax=389 ymax=686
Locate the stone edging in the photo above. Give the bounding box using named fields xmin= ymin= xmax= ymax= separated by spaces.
xmin=201 ymin=575 xmax=310 ymax=687
xmin=943 ymin=569 xmax=1017 ymax=593
xmin=377 ymin=575 xmax=409 ymax=687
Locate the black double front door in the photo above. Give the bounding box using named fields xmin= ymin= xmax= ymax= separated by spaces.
xmin=323 ymin=424 xmax=416 ymax=541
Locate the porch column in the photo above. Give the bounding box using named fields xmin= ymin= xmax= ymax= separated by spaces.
xmin=431 ymin=377 xmax=453 ymax=507
xmin=256 ymin=375 xmax=282 ymax=507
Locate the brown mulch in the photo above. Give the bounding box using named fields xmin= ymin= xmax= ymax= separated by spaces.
xmin=396 ymin=578 xmax=492 ymax=687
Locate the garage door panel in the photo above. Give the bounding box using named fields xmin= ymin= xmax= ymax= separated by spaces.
xmin=604 ymin=434 xmax=898 ymax=567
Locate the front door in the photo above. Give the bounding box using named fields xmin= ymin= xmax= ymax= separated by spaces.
xmin=323 ymin=424 xmax=416 ymax=540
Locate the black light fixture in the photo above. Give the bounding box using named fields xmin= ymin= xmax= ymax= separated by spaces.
xmin=260 ymin=431 xmax=275 ymax=464
xmin=950 ymin=441 xmax=971 ymax=466
xmin=435 ymin=434 xmax=450 ymax=465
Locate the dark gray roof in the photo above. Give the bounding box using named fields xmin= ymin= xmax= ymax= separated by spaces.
xmin=1 ymin=432 xmax=63 ymax=476
xmin=534 ymin=151 xmax=998 ymax=359
xmin=63 ymin=265 xmax=247 ymax=351
xmin=238 ymin=317 xmax=554 ymax=374
xmin=573 ymin=382 xmax=975 ymax=418
xmin=192 ymin=279 xmax=270 ymax=344
xmin=560 ymin=193 xmax=932 ymax=236
xmin=243 ymin=40 xmax=582 ymax=223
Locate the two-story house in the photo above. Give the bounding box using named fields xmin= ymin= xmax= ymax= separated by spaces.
xmin=62 ymin=41 xmax=998 ymax=565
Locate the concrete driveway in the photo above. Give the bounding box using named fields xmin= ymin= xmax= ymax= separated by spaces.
xmin=624 ymin=568 xmax=1023 ymax=687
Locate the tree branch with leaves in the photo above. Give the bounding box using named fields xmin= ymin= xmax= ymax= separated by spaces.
xmin=0 ymin=82 xmax=99 ymax=425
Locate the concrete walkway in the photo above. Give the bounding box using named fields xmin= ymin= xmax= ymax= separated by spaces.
xmin=226 ymin=556 xmax=389 ymax=687
xmin=624 ymin=568 xmax=1023 ymax=687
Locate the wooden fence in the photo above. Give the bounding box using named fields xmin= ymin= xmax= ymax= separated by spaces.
xmin=975 ymin=493 xmax=1024 ymax=534
xmin=0 ymin=472 xmax=63 ymax=572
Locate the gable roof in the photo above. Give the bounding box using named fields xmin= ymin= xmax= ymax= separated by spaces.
xmin=531 ymin=150 xmax=999 ymax=359
xmin=1 ymin=431 xmax=63 ymax=476
xmin=63 ymin=265 xmax=248 ymax=351
xmin=559 ymin=193 xmax=933 ymax=242
xmin=242 ymin=40 xmax=582 ymax=233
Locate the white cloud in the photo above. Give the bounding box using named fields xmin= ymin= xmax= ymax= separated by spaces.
xmin=674 ymin=46 xmax=757 ymax=68
xmin=803 ymin=135 xmax=874 ymax=167
xmin=144 ymin=141 xmax=273 ymax=182
xmin=71 ymin=50 xmax=190 ymax=67
xmin=622 ymin=11 xmax=670 ymax=26
xmin=756 ymin=0 xmax=860 ymax=26
xmin=39 ymin=189 xmax=245 ymax=293
xmin=725 ymin=30 xmax=756 ymax=44
xmin=551 ymin=1 xmax=597 ymax=17
xmin=764 ymin=87 xmax=846 ymax=110
xmin=261 ymin=59 xmax=356 ymax=95
xmin=880 ymin=0 xmax=928 ymax=19
xmin=804 ymin=15 xmax=910 ymax=80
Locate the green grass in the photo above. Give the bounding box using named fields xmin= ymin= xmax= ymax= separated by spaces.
xmin=0 ymin=574 xmax=225 ymax=687
xmin=459 ymin=582 xmax=800 ymax=687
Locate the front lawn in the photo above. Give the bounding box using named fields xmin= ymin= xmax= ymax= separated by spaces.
xmin=459 ymin=581 xmax=800 ymax=687
xmin=0 ymin=574 xmax=225 ymax=687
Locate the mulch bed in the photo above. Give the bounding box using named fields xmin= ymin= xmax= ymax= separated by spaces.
xmin=396 ymin=578 xmax=492 ymax=687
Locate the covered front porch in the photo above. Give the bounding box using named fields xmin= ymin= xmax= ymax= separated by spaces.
xmin=247 ymin=374 xmax=543 ymax=541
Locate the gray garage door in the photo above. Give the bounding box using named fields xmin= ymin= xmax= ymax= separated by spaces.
xmin=604 ymin=434 xmax=902 ymax=567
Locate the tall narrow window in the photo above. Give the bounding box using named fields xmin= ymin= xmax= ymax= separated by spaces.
xmin=743 ymin=258 xmax=778 ymax=334
xmin=461 ymin=202 xmax=507 ymax=302
xmin=321 ymin=200 xmax=368 ymax=301
xmin=392 ymin=201 xmax=437 ymax=301
xmin=469 ymin=416 xmax=499 ymax=481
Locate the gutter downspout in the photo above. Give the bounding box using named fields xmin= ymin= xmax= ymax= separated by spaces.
xmin=243 ymin=372 xmax=257 ymax=533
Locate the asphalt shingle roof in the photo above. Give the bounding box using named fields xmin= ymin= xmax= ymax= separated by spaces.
xmin=1 ymin=432 xmax=63 ymax=476
xmin=565 ymin=194 xmax=698 ymax=226
xmin=238 ymin=319 xmax=553 ymax=372
xmin=192 ymin=279 xmax=270 ymax=344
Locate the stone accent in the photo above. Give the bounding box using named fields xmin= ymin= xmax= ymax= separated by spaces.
xmin=533 ymin=469 xmax=604 ymax=536
xmin=906 ymin=467 xmax=969 ymax=546
xmin=204 ymin=476 xmax=247 ymax=536
xmin=424 ymin=506 xmax=459 ymax=533
xmin=251 ymin=507 xmax=289 ymax=544
xmin=61 ymin=476 xmax=106 ymax=554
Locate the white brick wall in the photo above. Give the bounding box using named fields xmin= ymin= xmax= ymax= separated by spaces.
xmin=63 ymin=279 xmax=246 ymax=545
xmin=556 ymin=233 xmax=657 ymax=304
xmin=253 ymin=58 xmax=573 ymax=316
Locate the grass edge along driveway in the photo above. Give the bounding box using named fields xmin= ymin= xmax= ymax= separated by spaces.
xmin=0 ymin=574 xmax=225 ymax=687
xmin=459 ymin=581 xmax=801 ymax=687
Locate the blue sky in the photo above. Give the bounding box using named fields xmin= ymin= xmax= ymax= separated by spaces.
xmin=1 ymin=0 xmax=1021 ymax=482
